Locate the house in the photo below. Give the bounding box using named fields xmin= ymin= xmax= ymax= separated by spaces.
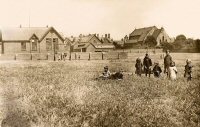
xmin=125 ymin=26 xmax=171 ymax=48
xmin=72 ymin=34 xmax=115 ymax=52
xmin=0 ymin=26 xmax=65 ymax=54
xmin=64 ymin=37 xmax=72 ymax=52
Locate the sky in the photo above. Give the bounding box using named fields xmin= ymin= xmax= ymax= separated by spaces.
xmin=0 ymin=0 xmax=200 ymax=40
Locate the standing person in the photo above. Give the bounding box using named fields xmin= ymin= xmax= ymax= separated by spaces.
xmin=152 ymin=61 xmax=162 ymax=78
xmin=135 ymin=57 xmax=143 ymax=76
xmin=168 ymin=61 xmax=178 ymax=80
xmin=143 ymin=53 xmax=152 ymax=77
xmin=164 ymin=50 xmax=172 ymax=77
xmin=184 ymin=59 xmax=193 ymax=81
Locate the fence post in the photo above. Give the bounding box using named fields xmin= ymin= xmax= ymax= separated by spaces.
xmin=30 ymin=53 xmax=32 ymax=60
xmin=47 ymin=53 xmax=49 ymax=60
xmin=102 ymin=52 xmax=104 ymax=60
xmin=69 ymin=53 xmax=71 ymax=60
xmin=14 ymin=54 xmax=17 ymax=60
xmin=78 ymin=54 xmax=80 ymax=60
xmin=88 ymin=52 xmax=90 ymax=61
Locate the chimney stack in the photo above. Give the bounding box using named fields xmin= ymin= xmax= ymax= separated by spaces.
xmin=105 ymin=34 xmax=107 ymax=38
xmin=108 ymin=33 xmax=110 ymax=39
xmin=97 ymin=34 xmax=99 ymax=38
xmin=19 ymin=25 xmax=22 ymax=28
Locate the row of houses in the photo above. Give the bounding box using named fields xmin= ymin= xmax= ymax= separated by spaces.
xmin=0 ymin=26 xmax=172 ymax=54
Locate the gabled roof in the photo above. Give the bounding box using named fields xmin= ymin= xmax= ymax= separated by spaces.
xmin=79 ymin=35 xmax=94 ymax=43
xmin=100 ymin=37 xmax=113 ymax=44
xmin=73 ymin=43 xmax=91 ymax=49
xmin=129 ymin=26 xmax=157 ymax=42
xmin=0 ymin=27 xmax=64 ymax=42
xmin=130 ymin=26 xmax=157 ymax=36
xmin=152 ymin=29 xmax=162 ymax=39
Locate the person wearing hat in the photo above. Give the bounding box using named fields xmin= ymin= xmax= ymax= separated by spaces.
xmin=143 ymin=53 xmax=152 ymax=77
xmin=164 ymin=50 xmax=172 ymax=77
xmin=152 ymin=61 xmax=162 ymax=78
xmin=184 ymin=59 xmax=193 ymax=81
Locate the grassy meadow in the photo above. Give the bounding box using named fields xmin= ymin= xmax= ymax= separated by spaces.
xmin=0 ymin=56 xmax=199 ymax=126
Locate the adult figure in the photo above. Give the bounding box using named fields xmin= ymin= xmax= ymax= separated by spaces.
xmin=143 ymin=53 xmax=152 ymax=77
xmin=164 ymin=50 xmax=172 ymax=77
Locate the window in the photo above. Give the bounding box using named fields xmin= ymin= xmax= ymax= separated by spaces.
xmin=46 ymin=38 xmax=52 ymax=51
xmin=78 ymin=44 xmax=85 ymax=47
xmin=162 ymin=36 xmax=165 ymax=42
xmin=82 ymin=48 xmax=86 ymax=52
xmin=21 ymin=42 xmax=26 ymax=51
xmin=31 ymin=39 xmax=37 ymax=51
xmin=53 ymin=38 xmax=59 ymax=50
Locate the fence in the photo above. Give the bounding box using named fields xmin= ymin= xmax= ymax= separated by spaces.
xmin=0 ymin=52 xmax=199 ymax=61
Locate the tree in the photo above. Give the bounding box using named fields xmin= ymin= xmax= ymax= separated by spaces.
xmin=175 ymin=34 xmax=187 ymax=42
xmin=161 ymin=42 xmax=173 ymax=51
xmin=195 ymin=39 xmax=200 ymax=51
xmin=144 ymin=36 xmax=157 ymax=48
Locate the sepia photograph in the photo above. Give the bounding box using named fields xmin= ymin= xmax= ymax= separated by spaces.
xmin=0 ymin=0 xmax=200 ymax=126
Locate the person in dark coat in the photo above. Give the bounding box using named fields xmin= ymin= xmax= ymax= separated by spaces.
xmin=184 ymin=59 xmax=193 ymax=81
xmin=111 ymin=69 xmax=123 ymax=80
xmin=152 ymin=61 xmax=162 ymax=78
xmin=164 ymin=50 xmax=172 ymax=77
xmin=143 ymin=53 xmax=152 ymax=77
xmin=135 ymin=57 xmax=143 ymax=76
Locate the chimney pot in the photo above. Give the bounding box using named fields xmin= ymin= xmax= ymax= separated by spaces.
xmin=108 ymin=33 xmax=110 ymax=39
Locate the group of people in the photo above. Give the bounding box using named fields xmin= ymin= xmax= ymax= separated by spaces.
xmin=135 ymin=50 xmax=193 ymax=81
xmin=100 ymin=50 xmax=193 ymax=81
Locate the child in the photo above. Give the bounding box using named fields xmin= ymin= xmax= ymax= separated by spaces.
xmin=135 ymin=57 xmax=143 ymax=76
xmin=152 ymin=61 xmax=162 ymax=78
xmin=168 ymin=61 xmax=178 ymax=80
xmin=102 ymin=66 xmax=111 ymax=79
xmin=184 ymin=59 xmax=193 ymax=81
xmin=111 ymin=69 xmax=123 ymax=80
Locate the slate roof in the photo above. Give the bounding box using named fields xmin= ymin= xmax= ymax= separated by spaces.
xmin=0 ymin=27 xmax=64 ymax=42
xmin=73 ymin=43 xmax=90 ymax=49
xmin=100 ymin=37 xmax=113 ymax=44
xmin=152 ymin=29 xmax=162 ymax=39
xmin=129 ymin=26 xmax=157 ymax=42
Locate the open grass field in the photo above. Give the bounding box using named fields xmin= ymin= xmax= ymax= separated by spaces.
xmin=0 ymin=53 xmax=199 ymax=127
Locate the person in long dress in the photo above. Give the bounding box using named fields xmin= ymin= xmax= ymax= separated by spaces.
xmin=168 ymin=61 xmax=178 ymax=80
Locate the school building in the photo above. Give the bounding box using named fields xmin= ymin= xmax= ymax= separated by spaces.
xmin=0 ymin=26 xmax=66 ymax=54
